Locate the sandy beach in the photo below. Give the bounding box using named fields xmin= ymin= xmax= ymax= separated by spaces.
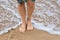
xmin=0 ymin=0 xmax=60 ymax=40
xmin=0 ymin=26 xmax=60 ymax=40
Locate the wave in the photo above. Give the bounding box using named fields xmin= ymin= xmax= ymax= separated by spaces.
xmin=0 ymin=0 xmax=60 ymax=35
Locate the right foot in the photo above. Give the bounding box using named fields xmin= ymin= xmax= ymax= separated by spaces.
xmin=19 ymin=24 xmax=26 ymax=33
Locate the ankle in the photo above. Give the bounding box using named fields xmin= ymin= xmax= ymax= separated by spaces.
xmin=27 ymin=17 xmax=31 ymax=22
xmin=22 ymin=21 xmax=26 ymax=24
xmin=28 ymin=21 xmax=32 ymax=24
xmin=21 ymin=23 xmax=26 ymax=28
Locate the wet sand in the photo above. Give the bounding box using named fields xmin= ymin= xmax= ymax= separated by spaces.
xmin=0 ymin=0 xmax=60 ymax=40
xmin=0 ymin=26 xmax=60 ymax=40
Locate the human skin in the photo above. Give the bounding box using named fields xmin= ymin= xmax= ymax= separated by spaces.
xmin=17 ymin=0 xmax=35 ymax=32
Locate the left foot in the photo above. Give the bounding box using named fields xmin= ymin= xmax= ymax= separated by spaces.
xmin=27 ymin=21 xmax=33 ymax=30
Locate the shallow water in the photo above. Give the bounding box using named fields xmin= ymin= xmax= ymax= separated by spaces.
xmin=0 ymin=0 xmax=60 ymax=35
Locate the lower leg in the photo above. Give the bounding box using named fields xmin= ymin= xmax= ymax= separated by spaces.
xmin=27 ymin=0 xmax=35 ymax=30
xmin=18 ymin=3 xmax=26 ymax=32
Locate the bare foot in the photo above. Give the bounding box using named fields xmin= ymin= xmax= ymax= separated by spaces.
xmin=19 ymin=24 xmax=26 ymax=32
xmin=27 ymin=21 xmax=33 ymax=31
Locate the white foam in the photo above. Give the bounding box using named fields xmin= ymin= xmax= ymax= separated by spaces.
xmin=0 ymin=0 xmax=60 ymax=35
